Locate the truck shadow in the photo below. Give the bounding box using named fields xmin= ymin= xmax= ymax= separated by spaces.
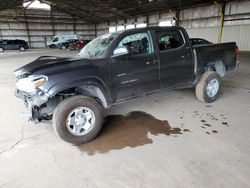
xmin=77 ymin=111 xmax=187 ymax=156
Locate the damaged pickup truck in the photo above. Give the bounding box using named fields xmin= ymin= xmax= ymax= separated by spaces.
xmin=14 ymin=26 xmax=239 ymax=145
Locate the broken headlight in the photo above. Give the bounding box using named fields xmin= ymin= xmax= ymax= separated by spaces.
xmin=16 ymin=75 xmax=48 ymax=93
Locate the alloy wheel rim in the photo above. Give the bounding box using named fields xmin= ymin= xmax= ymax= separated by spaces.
xmin=66 ymin=107 xmax=95 ymax=136
xmin=206 ymin=78 xmax=219 ymax=98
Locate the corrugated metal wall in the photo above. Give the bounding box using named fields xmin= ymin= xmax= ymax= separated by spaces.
xmin=0 ymin=0 xmax=250 ymax=50
xmin=222 ymin=25 xmax=250 ymax=51
xmin=185 ymin=25 xmax=250 ymax=51
xmin=0 ymin=8 xmax=96 ymax=48
xmin=186 ymin=26 xmax=250 ymax=50
xmin=185 ymin=27 xmax=219 ymax=43
xmin=96 ymin=0 xmax=250 ymax=51
xmin=181 ymin=1 xmax=250 ymax=51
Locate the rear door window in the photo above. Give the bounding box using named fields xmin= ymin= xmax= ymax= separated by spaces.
xmin=191 ymin=39 xmax=197 ymax=45
xmin=18 ymin=40 xmax=25 ymax=44
xmin=6 ymin=40 xmax=15 ymax=45
xmin=197 ymin=39 xmax=208 ymax=44
xmin=156 ymin=30 xmax=184 ymax=51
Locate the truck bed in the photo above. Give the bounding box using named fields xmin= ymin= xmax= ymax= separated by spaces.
xmin=194 ymin=42 xmax=238 ymax=76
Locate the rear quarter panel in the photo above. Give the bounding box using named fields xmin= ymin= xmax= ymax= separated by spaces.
xmin=194 ymin=42 xmax=238 ymax=75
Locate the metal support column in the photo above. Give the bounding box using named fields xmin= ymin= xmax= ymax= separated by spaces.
xmin=24 ymin=9 xmax=31 ymax=47
xmin=146 ymin=15 xmax=149 ymax=26
xmin=50 ymin=8 xmax=55 ymax=36
xmin=176 ymin=9 xmax=180 ymax=26
xmin=73 ymin=19 xmax=76 ymax=34
xmin=94 ymin=23 xmax=97 ymax=37
xmin=217 ymin=0 xmax=226 ymax=43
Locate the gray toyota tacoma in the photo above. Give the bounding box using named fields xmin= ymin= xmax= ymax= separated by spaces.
xmin=14 ymin=26 xmax=239 ymax=145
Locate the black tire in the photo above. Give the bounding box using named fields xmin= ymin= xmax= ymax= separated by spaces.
xmin=61 ymin=45 xmax=66 ymax=50
xmin=0 ymin=47 xmax=4 ymax=53
xmin=195 ymin=71 xmax=221 ymax=103
xmin=49 ymin=44 xmax=56 ymax=48
xmin=53 ymin=95 xmax=103 ymax=145
xmin=19 ymin=46 xmax=25 ymax=52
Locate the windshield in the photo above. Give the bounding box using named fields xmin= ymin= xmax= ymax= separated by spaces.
xmin=77 ymin=33 xmax=118 ymax=59
xmin=52 ymin=37 xmax=58 ymax=42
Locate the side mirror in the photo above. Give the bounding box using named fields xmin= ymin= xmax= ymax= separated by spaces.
xmin=113 ymin=46 xmax=129 ymax=57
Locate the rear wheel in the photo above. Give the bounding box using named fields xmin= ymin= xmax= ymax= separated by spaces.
xmin=53 ymin=95 xmax=103 ymax=145
xmin=19 ymin=46 xmax=25 ymax=52
xmin=0 ymin=47 xmax=4 ymax=53
xmin=195 ymin=71 xmax=221 ymax=103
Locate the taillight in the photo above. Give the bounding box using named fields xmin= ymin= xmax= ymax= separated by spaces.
xmin=235 ymin=46 xmax=240 ymax=55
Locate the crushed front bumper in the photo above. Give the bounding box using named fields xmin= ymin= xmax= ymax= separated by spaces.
xmin=15 ymin=89 xmax=31 ymax=105
xmin=14 ymin=89 xmax=49 ymax=122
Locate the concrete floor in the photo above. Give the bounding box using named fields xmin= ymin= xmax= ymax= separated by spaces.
xmin=0 ymin=49 xmax=249 ymax=188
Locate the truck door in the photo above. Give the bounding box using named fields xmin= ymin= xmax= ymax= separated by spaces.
xmin=5 ymin=40 xmax=16 ymax=50
xmin=110 ymin=32 xmax=160 ymax=102
xmin=155 ymin=29 xmax=195 ymax=88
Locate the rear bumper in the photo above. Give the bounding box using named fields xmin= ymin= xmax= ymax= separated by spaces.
xmin=226 ymin=59 xmax=239 ymax=76
xmin=235 ymin=59 xmax=240 ymax=70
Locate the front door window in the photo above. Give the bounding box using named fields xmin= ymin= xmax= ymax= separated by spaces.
xmin=118 ymin=32 xmax=153 ymax=55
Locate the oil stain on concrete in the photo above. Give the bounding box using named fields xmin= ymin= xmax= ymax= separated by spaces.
xmin=78 ymin=111 xmax=187 ymax=155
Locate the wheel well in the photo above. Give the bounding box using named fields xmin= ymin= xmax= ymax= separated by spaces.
xmin=206 ymin=60 xmax=226 ymax=77
xmin=77 ymin=86 xmax=108 ymax=108
xmin=57 ymin=86 xmax=108 ymax=108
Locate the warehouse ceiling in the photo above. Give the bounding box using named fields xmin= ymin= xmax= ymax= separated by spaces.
xmin=0 ymin=0 xmax=218 ymax=23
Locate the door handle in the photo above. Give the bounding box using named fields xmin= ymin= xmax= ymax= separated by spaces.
xmin=182 ymin=52 xmax=192 ymax=59
xmin=146 ymin=59 xmax=159 ymax=65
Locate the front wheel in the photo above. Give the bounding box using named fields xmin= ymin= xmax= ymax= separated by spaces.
xmin=49 ymin=44 xmax=56 ymax=48
xmin=195 ymin=71 xmax=221 ymax=103
xmin=53 ymin=95 xmax=103 ymax=145
xmin=0 ymin=47 xmax=4 ymax=53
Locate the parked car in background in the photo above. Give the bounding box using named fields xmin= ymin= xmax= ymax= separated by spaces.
xmin=58 ymin=39 xmax=79 ymax=50
xmin=47 ymin=34 xmax=78 ymax=48
xmin=0 ymin=39 xmax=7 ymax=43
xmin=190 ymin=38 xmax=212 ymax=45
xmin=0 ymin=39 xmax=29 ymax=52
xmin=69 ymin=40 xmax=91 ymax=50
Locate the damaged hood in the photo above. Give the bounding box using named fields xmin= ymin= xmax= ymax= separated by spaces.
xmin=14 ymin=56 xmax=75 ymax=78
